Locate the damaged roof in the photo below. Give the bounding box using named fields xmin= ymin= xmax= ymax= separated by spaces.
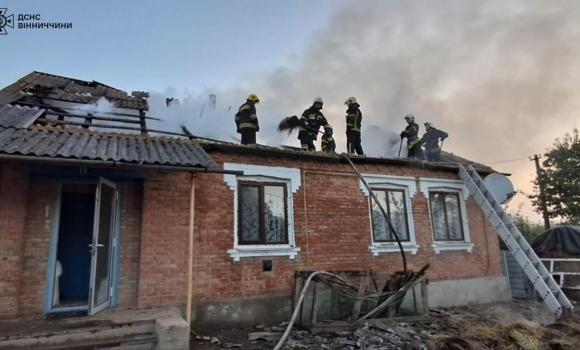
xmin=0 ymin=126 xmax=216 ymax=168
xmin=0 ymin=71 xmax=149 ymax=110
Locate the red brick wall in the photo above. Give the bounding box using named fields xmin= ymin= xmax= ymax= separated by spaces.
xmin=179 ymin=153 xmax=502 ymax=302
xmin=133 ymin=152 xmax=504 ymax=306
xmin=18 ymin=177 xmax=57 ymax=316
xmin=0 ymin=164 xmax=30 ymax=318
xmin=137 ymin=172 xmax=191 ymax=307
xmin=118 ymin=182 xmax=143 ymax=307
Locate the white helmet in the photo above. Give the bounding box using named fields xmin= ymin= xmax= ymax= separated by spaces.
xmin=404 ymin=114 xmax=415 ymax=122
xmin=325 ymin=124 xmax=333 ymax=131
xmin=425 ymin=121 xmax=435 ymax=128
xmin=313 ymin=96 xmax=323 ymax=104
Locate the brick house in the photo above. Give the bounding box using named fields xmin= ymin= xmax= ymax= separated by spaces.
xmin=0 ymin=72 xmax=510 ymax=325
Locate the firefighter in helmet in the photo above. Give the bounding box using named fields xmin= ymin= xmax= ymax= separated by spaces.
xmin=235 ymin=94 xmax=260 ymax=145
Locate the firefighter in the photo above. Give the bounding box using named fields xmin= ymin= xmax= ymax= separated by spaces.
xmin=235 ymin=94 xmax=260 ymax=145
xmin=321 ymin=124 xmax=336 ymax=153
xmin=422 ymin=121 xmax=448 ymax=162
xmin=400 ymin=114 xmax=423 ymax=160
xmin=298 ymin=97 xmax=329 ymax=151
xmin=345 ymin=96 xmax=364 ymax=156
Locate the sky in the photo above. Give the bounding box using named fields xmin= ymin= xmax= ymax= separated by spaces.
xmin=2 ymin=0 xmax=580 ymax=223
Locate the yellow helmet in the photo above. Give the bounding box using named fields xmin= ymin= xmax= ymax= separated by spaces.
xmin=344 ymin=96 xmax=357 ymax=106
xmin=247 ymin=94 xmax=260 ymax=103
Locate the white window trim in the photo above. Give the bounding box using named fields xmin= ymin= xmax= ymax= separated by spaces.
xmin=359 ymin=174 xmax=420 ymax=256
xmin=419 ymin=178 xmax=473 ymax=254
xmin=223 ymin=163 xmax=301 ymax=262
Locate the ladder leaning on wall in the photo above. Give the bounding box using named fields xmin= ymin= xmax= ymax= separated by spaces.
xmin=458 ymin=164 xmax=573 ymax=318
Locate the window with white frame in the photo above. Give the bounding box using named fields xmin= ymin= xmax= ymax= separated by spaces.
xmin=420 ymin=178 xmax=473 ymax=254
xmin=370 ymin=189 xmax=410 ymax=242
xmin=238 ymin=181 xmax=288 ymax=245
xmin=359 ymin=174 xmax=419 ymax=255
xmin=429 ymin=192 xmax=464 ymax=241
xmin=223 ymin=163 xmax=301 ymax=262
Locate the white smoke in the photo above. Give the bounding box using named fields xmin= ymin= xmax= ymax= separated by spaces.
xmin=147 ymin=89 xmax=310 ymax=148
xmin=72 ymin=96 xmax=115 ymax=116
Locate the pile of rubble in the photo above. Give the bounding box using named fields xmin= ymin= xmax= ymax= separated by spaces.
xmin=192 ymin=302 xmax=580 ymax=350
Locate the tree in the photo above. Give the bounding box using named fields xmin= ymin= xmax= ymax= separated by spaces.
xmin=505 ymin=202 xmax=545 ymax=244
xmin=530 ymin=128 xmax=580 ymax=225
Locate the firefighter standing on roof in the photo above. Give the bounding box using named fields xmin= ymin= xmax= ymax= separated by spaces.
xmin=298 ymin=97 xmax=329 ymax=151
xmin=321 ymin=124 xmax=336 ymax=153
xmin=345 ymin=97 xmax=364 ymax=156
xmin=400 ymin=114 xmax=424 ymax=160
xmin=422 ymin=122 xmax=448 ymax=162
xmin=235 ymin=94 xmax=260 ymax=145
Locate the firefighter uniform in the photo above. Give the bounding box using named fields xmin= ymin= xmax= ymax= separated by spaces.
xmin=321 ymin=125 xmax=336 ymax=153
xmin=345 ymin=97 xmax=364 ymax=156
xmin=235 ymin=94 xmax=260 ymax=145
xmin=422 ymin=122 xmax=448 ymax=162
xmin=400 ymin=115 xmax=424 ymax=160
xmin=298 ymin=97 xmax=328 ymax=151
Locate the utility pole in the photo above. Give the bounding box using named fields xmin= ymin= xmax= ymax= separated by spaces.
xmin=531 ymin=154 xmax=551 ymax=230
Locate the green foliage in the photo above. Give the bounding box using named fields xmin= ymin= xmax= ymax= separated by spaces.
xmin=505 ymin=202 xmax=545 ymax=244
xmin=530 ymin=128 xmax=580 ymax=225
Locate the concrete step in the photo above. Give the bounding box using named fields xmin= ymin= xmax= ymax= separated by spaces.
xmin=0 ymin=323 xmax=156 ymax=350
xmin=22 ymin=334 xmax=156 ymax=350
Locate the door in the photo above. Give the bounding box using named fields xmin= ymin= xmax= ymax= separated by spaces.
xmin=88 ymin=178 xmax=118 ymax=315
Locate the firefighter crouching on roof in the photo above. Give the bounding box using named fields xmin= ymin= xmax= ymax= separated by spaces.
xmin=321 ymin=124 xmax=336 ymax=153
xmin=400 ymin=114 xmax=424 ymax=160
xmin=235 ymin=94 xmax=260 ymax=145
xmin=345 ymin=97 xmax=364 ymax=156
xmin=298 ymin=97 xmax=329 ymax=151
xmin=422 ymin=121 xmax=448 ymax=162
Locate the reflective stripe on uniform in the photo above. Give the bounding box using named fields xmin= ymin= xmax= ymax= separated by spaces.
xmin=239 ymin=123 xmax=257 ymax=129
xmin=250 ymin=114 xmax=257 ymax=120
xmin=238 ymin=105 xmax=251 ymax=112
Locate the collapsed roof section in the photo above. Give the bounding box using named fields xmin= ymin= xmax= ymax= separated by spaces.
xmin=0 ymin=71 xmax=149 ymax=110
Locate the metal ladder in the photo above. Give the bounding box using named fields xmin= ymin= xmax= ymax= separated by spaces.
xmin=458 ymin=164 xmax=573 ymax=317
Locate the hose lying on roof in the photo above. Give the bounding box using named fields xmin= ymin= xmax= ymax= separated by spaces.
xmin=341 ymin=153 xmax=407 ymax=275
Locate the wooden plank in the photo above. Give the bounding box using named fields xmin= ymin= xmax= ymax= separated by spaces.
xmin=350 ymin=272 xmax=369 ymax=321
xmin=14 ymin=101 xmax=161 ymax=120
xmin=35 ymin=118 xmax=191 ymax=138
xmin=353 ymin=275 xmax=426 ymax=325
xmin=46 ymin=110 xmax=143 ymax=124
xmin=421 ymin=278 xmax=429 ymax=315
xmin=310 ymin=280 xmax=320 ymax=326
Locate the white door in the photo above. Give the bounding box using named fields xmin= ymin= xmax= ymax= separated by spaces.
xmin=88 ymin=178 xmax=118 ymax=315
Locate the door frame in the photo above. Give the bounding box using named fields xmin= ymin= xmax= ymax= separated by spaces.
xmin=44 ymin=179 xmax=124 ymax=314
xmin=88 ymin=178 xmax=118 ymax=315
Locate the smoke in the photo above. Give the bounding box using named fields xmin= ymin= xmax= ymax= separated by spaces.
xmin=72 ymin=96 xmax=115 ymax=116
xmin=148 ymin=0 xmax=580 ymax=165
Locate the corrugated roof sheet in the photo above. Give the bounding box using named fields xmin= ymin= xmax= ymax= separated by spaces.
xmin=0 ymin=126 xmax=216 ymax=167
xmin=0 ymin=104 xmax=46 ymax=128
xmin=0 ymin=72 xmax=149 ymax=110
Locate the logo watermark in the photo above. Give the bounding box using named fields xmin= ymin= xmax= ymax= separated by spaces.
xmin=0 ymin=8 xmax=14 ymax=35
xmin=0 ymin=8 xmax=72 ymax=35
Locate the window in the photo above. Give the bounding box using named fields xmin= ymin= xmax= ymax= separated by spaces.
xmin=359 ymin=174 xmax=420 ymax=255
xmin=429 ymin=192 xmax=464 ymax=241
xmin=222 ymin=163 xmax=301 ymax=262
xmin=239 ymin=182 xmax=288 ymax=245
xmin=370 ymin=189 xmax=409 ymax=242
xmin=419 ymin=178 xmax=473 ymax=254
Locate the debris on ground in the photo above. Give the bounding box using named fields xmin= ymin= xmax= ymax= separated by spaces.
xmin=191 ymin=301 xmax=580 ymax=349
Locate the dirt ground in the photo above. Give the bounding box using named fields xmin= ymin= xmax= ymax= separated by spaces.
xmin=190 ymin=300 xmax=580 ymax=350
